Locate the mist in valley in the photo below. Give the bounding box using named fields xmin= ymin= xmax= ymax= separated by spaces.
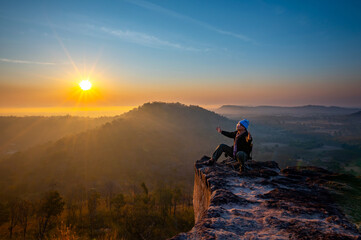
xmin=1 ymin=102 xmax=361 ymax=239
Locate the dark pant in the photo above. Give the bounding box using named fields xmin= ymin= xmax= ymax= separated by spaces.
xmin=212 ymin=144 xmax=248 ymax=169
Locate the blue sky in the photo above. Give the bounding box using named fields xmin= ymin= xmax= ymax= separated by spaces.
xmin=0 ymin=0 xmax=361 ymax=107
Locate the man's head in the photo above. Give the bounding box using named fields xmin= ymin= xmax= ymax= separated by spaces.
xmin=236 ymin=119 xmax=249 ymax=131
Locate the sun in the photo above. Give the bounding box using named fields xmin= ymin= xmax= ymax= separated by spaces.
xmin=79 ymin=80 xmax=92 ymax=91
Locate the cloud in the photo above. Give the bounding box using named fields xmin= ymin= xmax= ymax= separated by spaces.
xmin=100 ymin=27 xmax=201 ymax=51
xmin=125 ymin=0 xmax=253 ymax=43
xmin=0 ymin=58 xmax=57 ymax=65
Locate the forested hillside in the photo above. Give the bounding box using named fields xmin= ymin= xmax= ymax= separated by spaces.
xmin=0 ymin=102 xmax=235 ymax=198
xmin=0 ymin=116 xmax=115 ymax=156
xmin=0 ymin=102 xmax=237 ymax=239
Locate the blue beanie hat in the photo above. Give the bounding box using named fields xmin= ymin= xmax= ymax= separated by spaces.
xmin=238 ymin=119 xmax=249 ymax=129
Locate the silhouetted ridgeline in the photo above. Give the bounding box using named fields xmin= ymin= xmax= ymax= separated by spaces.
xmin=0 ymin=102 xmax=235 ymax=198
xmin=350 ymin=111 xmax=361 ymax=117
xmin=216 ymin=105 xmax=361 ymax=117
xmin=171 ymin=156 xmax=361 ymax=239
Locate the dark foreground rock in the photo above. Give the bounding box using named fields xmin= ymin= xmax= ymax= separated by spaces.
xmin=170 ymin=156 xmax=361 ymax=240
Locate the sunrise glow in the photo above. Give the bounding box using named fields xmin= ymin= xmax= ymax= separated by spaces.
xmin=0 ymin=1 xmax=360 ymax=109
xmin=79 ymin=80 xmax=92 ymax=91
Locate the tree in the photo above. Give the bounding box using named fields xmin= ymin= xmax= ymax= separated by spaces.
xmin=111 ymin=193 xmax=125 ymax=217
xmin=141 ymin=182 xmax=148 ymax=196
xmin=87 ymin=189 xmax=100 ymax=238
xmin=18 ymin=199 xmax=32 ymax=240
xmin=140 ymin=182 xmax=150 ymax=205
xmin=172 ymin=187 xmax=182 ymax=216
xmin=7 ymin=198 xmax=20 ymax=239
xmin=0 ymin=201 xmax=9 ymax=227
xmin=65 ymin=200 xmax=79 ymax=227
xmin=156 ymin=187 xmax=173 ymax=220
xmin=37 ymin=191 xmax=65 ymax=240
xmin=103 ymin=181 xmax=116 ymax=210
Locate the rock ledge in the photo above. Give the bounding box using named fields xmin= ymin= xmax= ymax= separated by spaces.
xmin=170 ymin=156 xmax=361 ymax=240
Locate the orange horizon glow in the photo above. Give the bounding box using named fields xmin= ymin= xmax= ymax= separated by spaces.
xmin=1 ymin=70 xmax=361 ymax=109
xmin=0 ymin=106 xmax=137 ymax=117
xmin=1 ymin=1 xmax=361 ymax=113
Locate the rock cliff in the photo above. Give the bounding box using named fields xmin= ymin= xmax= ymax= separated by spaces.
xmin=171 ymin=156 xmax=361 ymax=240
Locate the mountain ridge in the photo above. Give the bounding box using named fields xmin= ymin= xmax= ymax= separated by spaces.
xmin=216 ymin=104 xmax=361 ymax=117
xmin=350 ymin=111 xmax=361 ymax=117
xmin=219 ymin=104 xmax=360 ymax=110
xmin=0 ymin=102 xmax=235 ymax=198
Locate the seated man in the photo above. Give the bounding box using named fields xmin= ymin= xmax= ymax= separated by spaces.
xmin=207 ymin=119 xmax=253 ymax=172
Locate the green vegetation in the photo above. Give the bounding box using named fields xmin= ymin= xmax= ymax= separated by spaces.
xmin=326 ymin=174 xmax=361 ymax=229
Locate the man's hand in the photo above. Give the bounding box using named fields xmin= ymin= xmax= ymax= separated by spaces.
xmin=216 ymin=126 xmax=222 ymax=133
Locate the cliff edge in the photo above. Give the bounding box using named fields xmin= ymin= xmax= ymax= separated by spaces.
xmin=171 ymin=156 xmax=361 ymax=240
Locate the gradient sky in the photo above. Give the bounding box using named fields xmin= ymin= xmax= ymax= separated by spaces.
xmin=1 ymin=0 xmax=361 ymax=109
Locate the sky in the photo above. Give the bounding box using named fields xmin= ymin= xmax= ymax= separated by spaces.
xmin=1 ymin=0 xmax=361 ymax=111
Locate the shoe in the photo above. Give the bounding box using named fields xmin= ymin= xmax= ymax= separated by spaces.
xmin=204 ymin=158 xmax=215 ymax=166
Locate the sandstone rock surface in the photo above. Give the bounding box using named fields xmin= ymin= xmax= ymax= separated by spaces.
xmin=170 ymin=156 xmax=361 ymax=240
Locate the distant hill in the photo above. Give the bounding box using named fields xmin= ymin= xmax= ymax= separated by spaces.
xmin=216 ymin=105 xmax=361 ymax=118
xmin=0 ymin=102 xmax=235 ymax=198
xmin=350 ymin=110 xmax=361 ymax=117
xmin=0 ymin=116 xmax=115 ymax=156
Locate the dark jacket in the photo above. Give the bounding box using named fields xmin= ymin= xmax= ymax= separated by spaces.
xmin=221 ymin=130 xmax=253 ymax=157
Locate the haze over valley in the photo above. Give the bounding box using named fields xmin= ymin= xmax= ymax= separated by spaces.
xmin=1 ymin=0 xmax=361 ymax=238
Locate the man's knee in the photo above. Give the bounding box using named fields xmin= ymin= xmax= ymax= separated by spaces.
xmin=236 ymin=151 xmax=247 ymax=162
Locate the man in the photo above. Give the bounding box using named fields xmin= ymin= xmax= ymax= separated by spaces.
xmin=207 ymin=119 xmax=253 ymax=172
